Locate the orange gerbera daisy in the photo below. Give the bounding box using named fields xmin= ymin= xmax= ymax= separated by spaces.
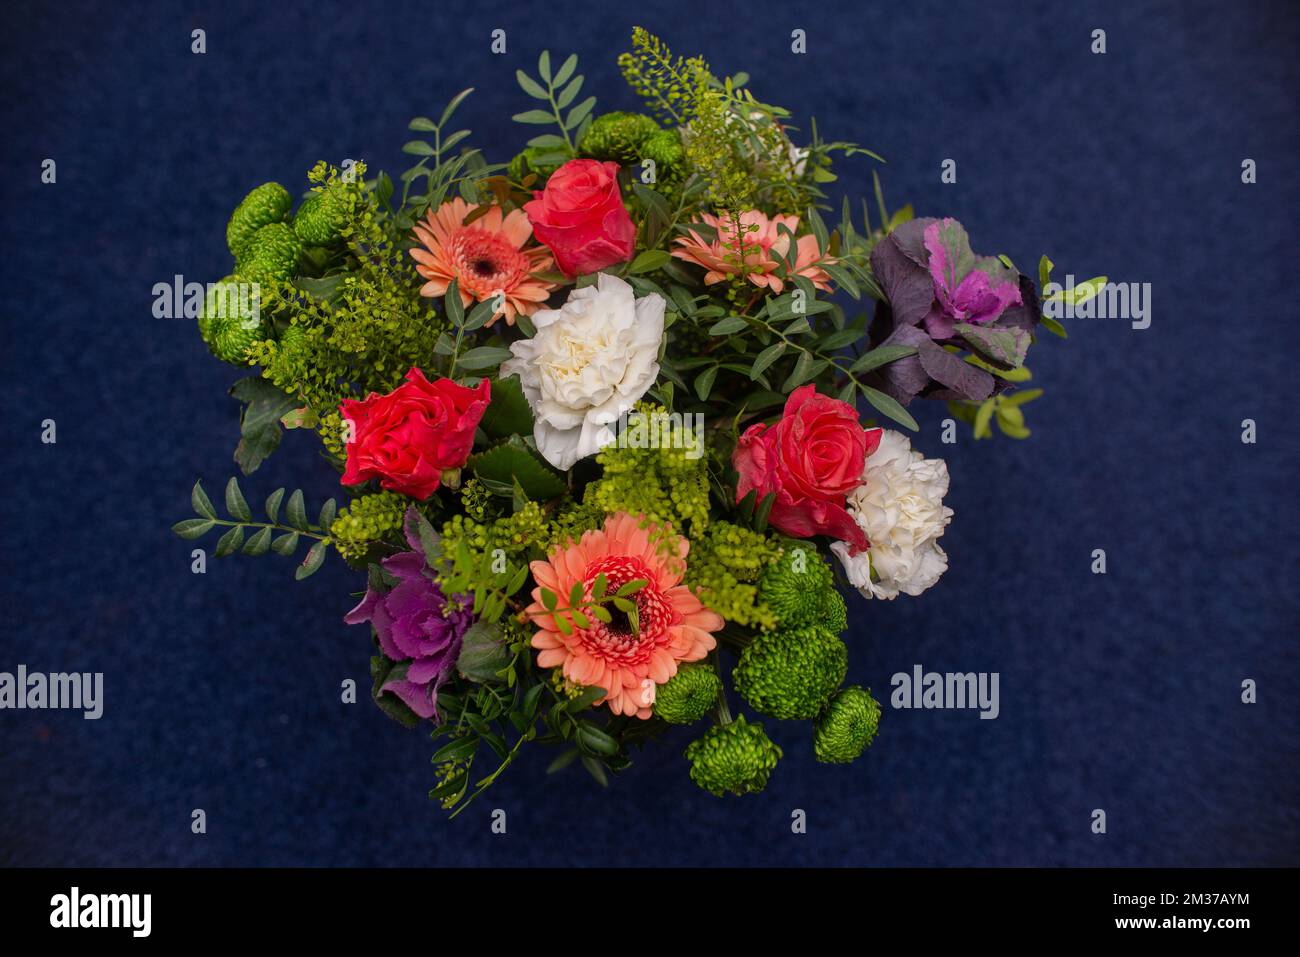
xmin=672 ymin=210 xmax=833 ymax=294
xmin=409 ymin=197 xmax=558 ymax=326
xmin=525 ymin=513 xmax=723 ymax=719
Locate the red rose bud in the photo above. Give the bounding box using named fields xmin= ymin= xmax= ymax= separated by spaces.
xmin=523 ymin=159 xmax=636 ymax=277
xmin=339 ymin=368 xmax=490 ymax=500
xmin=732 ymin=384 xmax=880 ymax=552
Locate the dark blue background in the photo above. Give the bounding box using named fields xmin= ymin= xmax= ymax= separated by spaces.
xmin=2 ymin=0 xmax=1297 ymax=867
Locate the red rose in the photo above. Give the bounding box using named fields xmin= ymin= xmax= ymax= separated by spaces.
xmin=523 ymin=159 xmax=636 ymax=277
xmin=340 ymin=368 xmax=490 ymax=500
xmin=732 ymin=384 xmax=881 ymax=552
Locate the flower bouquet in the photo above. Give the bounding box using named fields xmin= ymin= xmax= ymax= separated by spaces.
xmin=174 ymin=28 xmax=1071 ymax=812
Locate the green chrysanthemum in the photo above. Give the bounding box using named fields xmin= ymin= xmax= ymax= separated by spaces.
xmin=640 ymin=128 xmax=686 ymax=185
xmin=236 ymin=222 xmax=302 ymax=285
xmin=733 ymin=624 xmax=847 ymax=720
xmin=198 ymin=275 xmax=267 ymax=364
xmin=226 ymin=182 xmax=292 ymax=259
xmin=813 ymin=686 xmax=880 ymax=764
xmin=821 ymin=588 xmax=848 ymax=634
xmin=684 ymin=715 xmax=782 ymax=796
xmin=293 ymin=186 xmax=349 ymax=246
xmin=653 ymin=663 xmax=721 ymax=725
xmin=758 ymin=543 xmax=836 ymax=627
xmin=579 ymin=111 xmax=661 ymax=165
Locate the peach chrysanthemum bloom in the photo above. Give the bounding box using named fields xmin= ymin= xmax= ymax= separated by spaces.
xmin=525 ymin=513 xmax=723 ymax=719
xmin=410 ymin=197 xmax=558 ymax=326
xmin=672 ymin=210 xmax=833 ymax=294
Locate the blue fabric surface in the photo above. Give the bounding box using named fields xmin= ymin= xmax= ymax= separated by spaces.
xmin=1 ymin=0 xmax=1297 ymax=867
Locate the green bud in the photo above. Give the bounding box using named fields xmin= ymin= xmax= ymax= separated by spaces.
xmin=684 ymin=715 xmax=782 ymax=796
xmin=653 ymin=663 xmax=721 ymax=725
xmin=813 ymin=686 xmax=880 ymax=764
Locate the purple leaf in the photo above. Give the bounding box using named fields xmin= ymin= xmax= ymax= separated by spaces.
xmin=955 ymin=322 xmax=1030 ymax=369
xmin=917 ymin=339 xmax=994 ymax=401
xmin=870 ymin=231 xmax=937 ymax=328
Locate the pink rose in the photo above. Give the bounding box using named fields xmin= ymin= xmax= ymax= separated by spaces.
xmin=732 ymin=384 xmax=880 ymax=552
xmin=339 ymin=368 xmax=490 ymax=500
xmin=523 ymin=159 xmax=635 ymax=277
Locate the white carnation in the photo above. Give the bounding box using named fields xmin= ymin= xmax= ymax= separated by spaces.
xmin=831 ymin=429 xmax=954 ymax=600
xmin=500 ymin=273 xmax=665 ymax=471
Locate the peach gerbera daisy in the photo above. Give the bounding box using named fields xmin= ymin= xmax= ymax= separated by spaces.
xmin=672 ymin=210 xmax=833 ymax=294
xmin=525 ymin=512 xmax=723 ymax=719
xmin=410 ymin=197 xmax=558 ymax=326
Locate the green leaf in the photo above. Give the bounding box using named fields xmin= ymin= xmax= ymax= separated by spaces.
xmin=576 ymin=721 xmax=619 ymax=757
xmin=295 ymin=540 xmax=327 ymax=580
xmin=401 ymin=139 xmax=436 ymax=156
xmin=708 ymin=316 xmax=749 ymax=336
xmin=821 ymin=261 xmax=860 ymax=298
xmin=264 ymin=487 xmax=285 ymax=523
xmin=456 ymin=621 xmax=511 ymax=682
xmin=552 ymin=53 xmax=578 ymax=88
xmin=751 ymin=342 xmax=786 ymax=380
xmin=468 ymin=437 xmax=566 ymax=500
xmin=408 ymin=116 xmax=437 ymax=131
xmin=819 ymin=326 xmax=865 ymax=351
xmin=318 ymin=498 xmax=337 ymax=530
xmin=214 ymin=525 xmax=244 ymax=558
xmin=1001 ymin=388 xmax=1044 ymax=407
xmin=540 ymin=588 xmax=558 ymax=611
xmin=973 ymin=399 xmax=995 ymax=439
xmin=1038 ymin=254 xmax=1054 ymax=290
xmin=478 ymin=374 xmax=533 ymax=436
xmin=1040 ymin=315 xmax=1068 ymax=339
xmin=225 ymin=477 xmax=252 ymax=522
xmin=455 ymin=346 xmax=513 ymax=371
xmin=565 ymin=96 xmax=597 ymax=129
xmin=229 ymin=377 xmax=298 ymax=475
xmin=512 ymin=109 xmax=556 ymax=125
xmin=547 ymin=748 xmax=580 ymax=774
xmin=850 ymin=344 xmax=917 ymax=375
xmin=566 ymin=685 xmax=607 ymax=712
xmin=191 ymin=481 xmax=217 ymax=520
xmin=753 ymin=491 xmax=776 ymax=532
xmin=955 ymin=323 xmax=1030 ymax=369
xmin=537 ymin=49 xmax=552 ymax=81
xmin=271 ymin=531 xmax=299 ymax=556
xmin=242 ymin=526 xmax=273 ymax=556
xmin=781 ymin=351 xmax=819 ymax=392
xmin=286 ymin=490 xmax=308 ymax=530
xmin=694 ymin=365 xmax=719 ymax=401
xmin=1042 ymin=275 xmax=1107 ymax=305
xmin=439 ymin=87 xmax=475 ymax=128
xmin=172 ymin=518 xmax=214 ymax=540
xmin=627 ymin=249 xmax=670 ymax=274
xmin=445 ymin=279 xmax=465 ymax=327
xmin=858 ymin=383 xmax=919 ymax=431
xmin=515 ymin=69 xmax=548 ymax=100
xmin=615 ymin=578 xmax=648 ymax=597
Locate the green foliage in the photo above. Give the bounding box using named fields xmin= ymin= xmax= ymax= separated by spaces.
xmin=618 ymin=27 xmax=711 ymax=125
xmin=226 ymin=182 xmax=291 ymax=259
xmin=683 ymin=521 xmax=783 ymax=629
xmin=653 ymin=663 xmax=721 ymax=725
xmin=172 ymin=478 xmax=334 ymax=578
xmin=733 ymin=624 xmax=847 ymax=720
xmin=684 ymin=715 xmax=782 ymax=796
xmin=512 ymin=50 xmax=596 ymax=163
xmin=582 ymin=402 xmax=710 ymax=535
xmin=813 ymin=686 xmax=880 ymax=764
xmin=247 ymin=162 xmax=451 ymax=455
xmin=330 ymin=490 xmax=407 ymax=559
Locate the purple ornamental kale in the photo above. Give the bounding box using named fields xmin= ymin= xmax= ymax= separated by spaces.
xmin=867 ymin=217 xmax=1041 ymax=405
xmin=343 ymin=512 xmax=474 ymax=721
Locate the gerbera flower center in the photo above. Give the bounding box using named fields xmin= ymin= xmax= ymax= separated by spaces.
xmin=450 ymin=228 xmax=530 ymax=295
xmin=581 ymin=555 xmax=674 ymax=663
